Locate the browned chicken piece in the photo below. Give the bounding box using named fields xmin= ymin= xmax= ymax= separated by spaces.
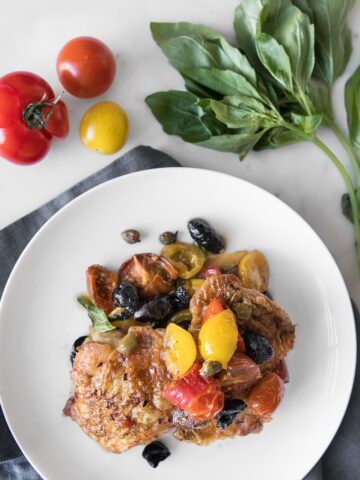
xmin=190 ymin=274 xmax=295 ymax=373
xmin=64 ymin=326 xmax=173 ymax=453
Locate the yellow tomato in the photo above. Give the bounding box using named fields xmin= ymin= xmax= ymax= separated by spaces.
xmin=79 ymin=101 xmax=128 ymax=154
xmin=161 ymin=242 xmax=206 ymax=279
xmin=164 ymin=323 xmax=196 ymax=378
xmin=199 ymin=309 xmax=238 ymax=368
xmin=238 ymin=250 xmax=269 ymax=291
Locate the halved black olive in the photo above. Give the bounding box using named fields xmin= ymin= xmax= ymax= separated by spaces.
xmin=243 ymin=331 xmax=273 ymax=364
xmin=70 ymin=336 xmax=87 ymax=365
xmin=112 ymin=281 xmax=139 ymax=315
xmin=216 ymin=398 xmax=247 ymax=429
xmin=168 ymin=286 xmax=190 ymax=310
xmin=142 ymin=440 xmax=171 ymax=468
xmin=187 ymin=218 xmax=225 ymax=253
xmin=134 ymin=296 xmax=173 ymax=327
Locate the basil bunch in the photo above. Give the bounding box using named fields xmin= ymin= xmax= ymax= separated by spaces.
xmin=146 ymin=0 xmax=360 ymax=271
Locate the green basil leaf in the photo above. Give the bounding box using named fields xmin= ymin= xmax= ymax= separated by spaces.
xmin=208 ymin=98 xmax=271 ymax=130
xmin=345 ymin=66 xmax=360 ymax=148
xmin=145 ymin=90 xmax=212 ymax=142
xmin=289 ymin=113 xmax=323 ymax=135
xmin=293 ymin=0 xmax=354 ymax=86
xmin=254 ymin=127 xmax=304 ymax=150
xmin=181 ymin=68 xmax=263 ymax=100
xmin=182 ymin=74 xmax=222 ymax=99
xmin=77 ymin=296 xmax=116 ymax=333
xmin=150 ymin=22 xmax=257 ymax=86
xmin=197 ymin=131 xmax=266 ymax=159
xmin=308 ymin=80 xmax=333 ymax=125
xmin=255 ymin=33 xmax=293 ymax=92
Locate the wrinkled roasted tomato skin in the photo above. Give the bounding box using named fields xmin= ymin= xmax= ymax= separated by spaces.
xmin=119 ymin=253 xmax=178 ymax=298
xmin=164 ymin=364 xmax=224 ymax=420
xmin=247 ymin=372 xmax=284 ymax=419
xmin=87 ymin=265 xmax=117 ymax=312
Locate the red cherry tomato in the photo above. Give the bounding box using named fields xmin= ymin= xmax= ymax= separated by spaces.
xmin=0 ymin=72 xmax=68 ymax=165
xmin=164 ymin=363 xmax=224 ymax=420
xmin=87 ymin=265 xmax=118 ymax=313
xmin=247 ymin=372 xmax=284 ymax=418
xmin=199 ymin=265 xmax=222 ymax=279
xmin=202 ymin=297 xmax=224 ymax=323
xmin=57 ymin=37 xmax=116 ymax=98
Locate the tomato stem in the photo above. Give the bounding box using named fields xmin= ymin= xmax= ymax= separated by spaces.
xmin=22 ymin=93 xmax=62 ymax=130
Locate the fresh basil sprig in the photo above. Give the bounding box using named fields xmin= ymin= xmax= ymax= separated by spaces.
xmin=77 ymin=296 xmax=116 ymax=333
xmin=146 ymin=0 xmax=360 ymax=272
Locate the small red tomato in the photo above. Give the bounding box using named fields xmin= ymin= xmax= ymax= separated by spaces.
xmin=87 ymin=264 xmax=118 ymax=312
xmin=247 ymin=372 xmax=284 ymax=418
xmin=0 ymin=72 xmax=69 ymax=165
xmin=202 ymin=297 xmax=224 ymax=323
xmin=164 ymin=363 xmax=224 ymax=420
xmin=57 ymin=37 xmax=116 ymax=98
xmin=199 ymin=265 xmax=222 ymax=279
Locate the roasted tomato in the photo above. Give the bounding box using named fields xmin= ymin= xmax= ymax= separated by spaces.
xmin=119 ymin=253 xmax=178 ymax=298
xmin=164 ymin=323 xmax=196 ymax=378
xmin=161 ymin=242 xmax=205 ymax=279
xmin=87 ymin=265 xmax=118 ymax=312
xmin=202 ymin=297 xmax=224 ymax=323
xmin=219 ymin=352 xmax=261 ymax=399
xmin=238 ymin=250 xmax=269 ymax=292
xmin=199 ymin=265 xmax=222 ymax=279
xmin=164 ymin=363 xmax=224 ymax=420
xmin=247 ymin=373 xmax=284 ymax=418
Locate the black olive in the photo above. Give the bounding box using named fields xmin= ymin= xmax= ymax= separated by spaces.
xmin=187 ymin=218 xmax=225 ymax=253
xmin=121 ymin=229 xmax=141 ymax=244
xmin=263 ymin=290 xmax=273 ymax=300
xmin=216 ymin=398 xmax=247 ymax=429
xmin=112 ymin=281 xmax=139 ymax=317
xmin=134 ymin=296 xmax=174 ymax=327
xmin=159 ymin=231 xmax=178 ymax=245
xmin=168 ymin=286 xmax=190 ymax=310
xmin=70 ymin=336 xmax=87 ymax=366
xmin=142 ymin=441 xmax=171 ymax=468
xmin=243 ymin=331 xmax=273 ymax=364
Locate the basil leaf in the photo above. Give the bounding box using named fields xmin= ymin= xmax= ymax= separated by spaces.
xmin=197 ymin=131 xmax=266 ymax=159
xmin=77 ymin=296 xmax=116 ymax=333
xmin=150 ymin=22 xmax=257 ymax=86
xmin=255 ymin=33 xmax=293 ymax=92
xmin=308 ymin=80 xmax=333 ymax=125
xmin=345 ymin=66 xmax=360 ymax=148
xmin=293 ymin=0 xmax=354 ymax=86
xmin=289 ymin=113 xmax=323 ymax=136
xmin=208 ymin=98 xmax=272 ymax=130
xmin=182 ymin=74 xmax=222 ymax=99
xmin=254 ymin=127 xmax=305 ymax=150
xmin=145 ymin=90 xmax=213 ymax=142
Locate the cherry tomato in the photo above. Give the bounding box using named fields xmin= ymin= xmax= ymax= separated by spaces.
xmin=199 ymin=265 xmax=222 ymax=279
xmin=164 ymin=323 xmax=196 ymax=378
xmin=161 ymin=242 xmax=205 ymax=279
xmin=80 ymin=101 xmax=128 ymax=154
xmin=238 ymin=250 xmax=269 ymax=292
xmin=57 ymin=37 xmax=116 ymax=98
xmin=247 ymin=372 xmax=284 ymax=418
xmin=164 ymin=363 xmax=224 ymax=420
xmin=87 ymin=264 xmax=118 ymax=313
xmin=0 ymin=72 xmax=68 ymax=165
xmin=202 ymin=298 xmax=224 ymax=323
xmin=119 ymin=253 xmax=178 ymax=299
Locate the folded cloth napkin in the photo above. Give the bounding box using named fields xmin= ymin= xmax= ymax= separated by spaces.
xmin=0 ymin=145 xmax=358 ymax=480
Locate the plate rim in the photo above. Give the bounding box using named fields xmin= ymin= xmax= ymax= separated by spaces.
xmin=0 ymin=166 xmax=356 ymax=480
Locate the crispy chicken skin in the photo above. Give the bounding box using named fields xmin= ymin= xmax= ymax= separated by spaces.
xmin=64 ymin=326 xmax=173 ymax=453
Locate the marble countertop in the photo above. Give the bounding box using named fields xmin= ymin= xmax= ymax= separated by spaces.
xmin=0 ymin=0 xmax=359 ymax=304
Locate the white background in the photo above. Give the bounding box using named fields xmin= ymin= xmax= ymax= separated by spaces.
xmin=0 ymin=0 xmax=359 ymax=305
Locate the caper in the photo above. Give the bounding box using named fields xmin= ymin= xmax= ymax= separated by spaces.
xmin=159 ymin=231 xmax=178 ymax=245
xmin=168 ymin=309 xmax=192 ymax=325
xmin=232 ymin=301 xmax=253 ymax=322
xmin=117 ymin=331 xmax=137 ymax=355
xmin=121 ymin=229 xmax=141 ymax=244
xmin=200 ymin=360 xmax=223 ymax=378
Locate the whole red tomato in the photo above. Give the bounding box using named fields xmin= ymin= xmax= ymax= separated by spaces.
xmin=0 ymin=72 xmax=69 ymax=165
xmin=57 ymin=37 xmax=116 ymax=98
xmin=247 ymin=372 xmax=284 ymax=418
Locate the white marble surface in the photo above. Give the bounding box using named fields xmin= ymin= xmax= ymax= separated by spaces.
xmin=0 ymin=0 xmax=359 ymax=304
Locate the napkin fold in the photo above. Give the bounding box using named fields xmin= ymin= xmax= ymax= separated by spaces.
xmin=0 ymin=145 xmax=358 ymax=480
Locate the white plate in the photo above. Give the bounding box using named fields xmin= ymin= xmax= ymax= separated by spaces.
xmin=0 ymin=168 xmax=356 ymax=480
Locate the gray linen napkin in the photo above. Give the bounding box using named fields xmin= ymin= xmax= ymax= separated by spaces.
xmin=0 ymin=144 xmax=358 ymax=480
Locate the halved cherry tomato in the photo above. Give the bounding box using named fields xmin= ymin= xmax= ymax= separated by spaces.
xmin=164 ymin=363 xmax=224 ymax=420
xmin=199 ymin=265 xmax=222 ymax=279
xmin=202 ymin=298 xmax=224 ymax=323
xmin=238 ymin=250 xmax=269 ymax=292
xmin=247 ymin=372 xmax=284 ymax=418
xmin=161 ymin=242 xmax=205 ymax=279
xmin=87 ymin=265 xmax=117 ymax=313
xmin=274 ymin=359 xmax=289 ymax=384
xmin=199 ymin=308 xmax=238 ymax=368
xmin=164 ymin=323 xmax=196 ymax=378
xmin=119 ymin=253 xmax=178 ymax=298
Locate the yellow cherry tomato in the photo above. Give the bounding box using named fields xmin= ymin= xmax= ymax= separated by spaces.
xmin=198 ymin=309 xmax=238 ymax=368
xmin=164 ymin=323 xmax=197 ymax=378
xmin=238 ymin=250 xmax=269 ymax=292
xmin=161 ymin=242 xmax=206 ymax=279
xmin=79 ymin=101 xmax=128 ymax=154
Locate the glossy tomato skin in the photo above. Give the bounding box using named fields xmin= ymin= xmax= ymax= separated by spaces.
xmin=87 ymin=264 xmax=118 ymax=313
xmin=57 ymin=37 xmax=116 ymax=98
xmin=0 ymin=72 xmax=69 ymax=165
xmin=247 ymin=372 xmax=284 ymax=419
